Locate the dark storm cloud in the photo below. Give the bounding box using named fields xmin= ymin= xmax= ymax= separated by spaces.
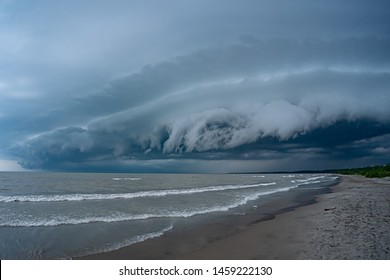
xmin=10 ymin=36 xmax=390 ymax=171
xmin=2 ymin=0 xmax=390 ymax=171
xmin=70 ymin=37 xmax=390 ymax=119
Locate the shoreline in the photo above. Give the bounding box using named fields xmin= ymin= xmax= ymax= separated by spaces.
xmin=76 ymin=175 xmax=390 ymax=260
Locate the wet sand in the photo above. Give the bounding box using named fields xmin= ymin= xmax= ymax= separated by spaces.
xmin=77 ymin=175 xmax=390 ymax=260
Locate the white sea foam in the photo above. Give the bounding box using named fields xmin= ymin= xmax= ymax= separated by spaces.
xmin=84 ymin=225 xmax=174 ymax=256
xmin=0 ymin=184 xmax=297 ymax=227
xmin=295 ymin=175 xmax=339 ymax=186
xmin=112 ymin=177 xmax=142 ymax=181
xmin=296 ymin=175 xmax=325 ymax=183
xmin=298 ymin=180 xmax=321 ymax=185
xmin=0 ymin=182 xmax=276 ymax=203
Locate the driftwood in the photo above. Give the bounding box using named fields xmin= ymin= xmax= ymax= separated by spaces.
xmin=324 ymin=207 xmax=336 ymax=211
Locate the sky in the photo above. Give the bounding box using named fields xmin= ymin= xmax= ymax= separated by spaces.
xmin=1 ymin=0 xmax=390 ymax=172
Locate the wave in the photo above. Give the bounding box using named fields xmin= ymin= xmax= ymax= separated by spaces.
xmin=88 ymin=225 xmax=174 ymax=255
xmin=293 ymin=175 xmax=338 ymax=186
xmin=0 ymin=184 xmax=297 ymax=227
xmin=112 ymin=177 xmax=142 ymax=181
xmin=0 ymin=182 xmax=276 ymax=203
xmin=298 ymin=180 xmax=321 ymax=185
xmin=296 ymin=175 xmax=325 ymax=183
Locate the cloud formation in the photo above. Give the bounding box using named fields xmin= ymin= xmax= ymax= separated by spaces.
xmin=9 ymin=37 xmax=390 ymax=171
xmin=1 ymin=1 xmax=390 ymax=172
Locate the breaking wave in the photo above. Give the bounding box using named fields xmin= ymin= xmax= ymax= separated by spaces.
xmin=0 ymin=184 xmax=296 ymax=227
xmin=0 ymin=182 xmax=276 ymax=203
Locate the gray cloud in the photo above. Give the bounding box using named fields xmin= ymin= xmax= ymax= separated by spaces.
xmin=75 ymin=37 xmax=390 ymax=116
xmin=22 ymin=37 xmax=390 ymax=129
xmin=9 ymin=37 xmax=390 ymax=171
xmin=2 ymin=1 xmax=390 ymax=171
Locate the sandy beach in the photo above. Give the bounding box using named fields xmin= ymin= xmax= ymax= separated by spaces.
xmin=78 ymin=175 xmax=390 ymax=260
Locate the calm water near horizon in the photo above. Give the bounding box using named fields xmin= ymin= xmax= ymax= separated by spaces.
xmin=0 ymin=172 xmax=338 ymax=259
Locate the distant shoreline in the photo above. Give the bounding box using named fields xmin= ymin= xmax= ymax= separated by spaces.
xmin=230 ymin=163 xmax=390 ymax=178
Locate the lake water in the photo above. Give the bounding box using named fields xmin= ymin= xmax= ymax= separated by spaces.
xmin=0 ymin=172 xmax=338 ymax=259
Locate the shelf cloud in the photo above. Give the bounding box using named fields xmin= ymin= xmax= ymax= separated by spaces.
xmin=1 ymin=1 xmax=390 ymax=172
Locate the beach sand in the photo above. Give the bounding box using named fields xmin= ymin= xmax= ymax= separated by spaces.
xmin=78 ymin=175 xmax=390 ymax=260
